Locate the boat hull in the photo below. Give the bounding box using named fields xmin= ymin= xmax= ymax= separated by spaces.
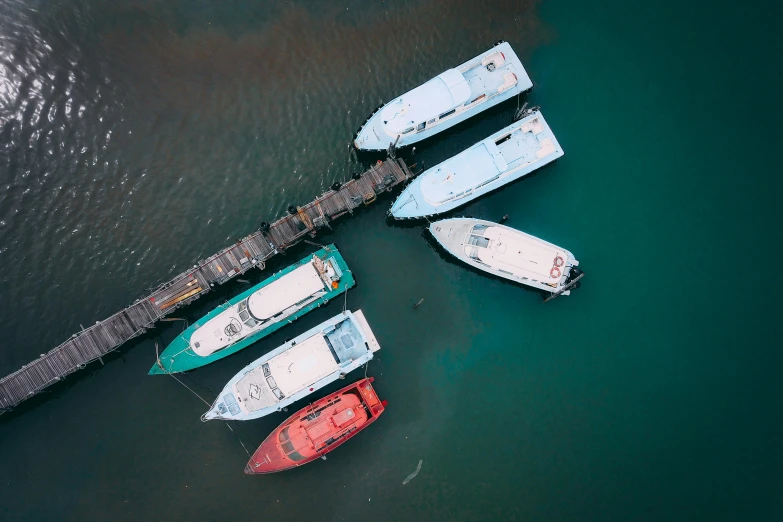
xmin=245 ymin=377 xmax=385 ymax=474
xmin=354 ymin=42 xmax=532 ymax=151
xmin=429 ymin=218 xmax=580 ymax=295
xmin=149 ymin=245 xmax=354 ymax=374
xmin=202 ymin=310 xmax=380 ymax=421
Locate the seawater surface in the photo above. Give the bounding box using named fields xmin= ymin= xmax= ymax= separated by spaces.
xmin=1 ymin=0 xmax=781 ymax=521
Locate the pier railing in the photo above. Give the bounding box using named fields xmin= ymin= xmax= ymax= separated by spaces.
xmin=0 ymin=158 xmax=414 ymax=414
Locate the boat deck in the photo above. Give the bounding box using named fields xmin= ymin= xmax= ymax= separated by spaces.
xmin=0 ymin=159 xmax=414 ymax=414
xmin=420 ymin=113 xmax=558 ymax=205
xmin=462 ymin=60 xmax=511 ymax=97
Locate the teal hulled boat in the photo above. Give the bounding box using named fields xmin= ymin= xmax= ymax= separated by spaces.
xmin=149 ymin=245 xmax=354 ymax=374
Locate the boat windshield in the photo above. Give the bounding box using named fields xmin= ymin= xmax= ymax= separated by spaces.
xmin=471 ymin=224 xmax=489 ymax=235
xmin=466 ymin=235 xmax=489 ymax=248
xmin=237 ymin=299 xmax=258 ymax=327
xmin=278 ymin=427 xmax=307 ymax=461
xmin=262 ymin=363 xmax=285 ymax=400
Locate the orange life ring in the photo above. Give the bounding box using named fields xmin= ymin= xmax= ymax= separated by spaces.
xmin=376 ymin=160 xmax=382 ymax=165
xmin=550 ymin=266 xmax=562 ymax=279
xmin=331 ymin=281 xmax=339 ymax=289
xmin=553 ymin=255 xmax=564 ymax=267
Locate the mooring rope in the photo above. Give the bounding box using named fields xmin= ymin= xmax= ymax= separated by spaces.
xmin=303 ymin=239 xmax=331 ymax=251
xmin=154 ymin=341 xmax=251 ymax=458
xmin=223 ymin=422 xmax=252 ymax=458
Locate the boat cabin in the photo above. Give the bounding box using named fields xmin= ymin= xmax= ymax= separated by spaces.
xmin=463 ymin=223 xmax=568 ymax=286
xmin=190 ymin=256 xmax=340 ymax=357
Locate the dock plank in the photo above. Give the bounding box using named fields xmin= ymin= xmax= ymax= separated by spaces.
xmin=0 ymin=159 xmax=414 ymax=414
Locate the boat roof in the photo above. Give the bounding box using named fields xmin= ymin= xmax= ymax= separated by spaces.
xmin=267 ymin=335 xmax=339 ymax=396
xmin=420 ymin=143 xmax=501 ymax=204
xmin=247 ymin=261 xmax=325 ymax=320
xmin=381 ymin=69 xmax=470 ymax=134
xmin=419 ymin=113 xmax=558 ymax=205
xmin=472 ymin=226 xmax=567 ymax=283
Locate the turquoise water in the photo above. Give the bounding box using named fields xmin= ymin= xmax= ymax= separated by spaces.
xmin=1 ymin=0 xmax=781 ymax=520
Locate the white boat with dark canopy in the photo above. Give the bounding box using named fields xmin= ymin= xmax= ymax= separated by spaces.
xmin=354 ymin=41 xmax=532 ymax=151
xmin=390 ymin=109 xmax=562 ymax=219
xmin=429 ymin=218 xmax=583 ymax=297
xmin=202 ymin=310 xmax=380 ymax=421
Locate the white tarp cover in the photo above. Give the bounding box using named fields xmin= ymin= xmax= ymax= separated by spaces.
xmin=247 ymin=262 xmax=325 ymax=320
xmin=267 ymin=335 xmax=339 ymax=396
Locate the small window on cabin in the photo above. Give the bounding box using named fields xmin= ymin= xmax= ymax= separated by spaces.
xmin=438 ymin=109 xmax=456 ymax=119
xmin=287 ymin=449 xmax=307 ymax=461
xmin=279 ymin=427 xmax=291 ymax=443
xmin=262 ymin=363 xmax=271 ymax=376
xmin=272 ymin=388 xmax=285 ymax=400
xmin=427 ymin=118 xmax=436 ymax=124
xmin=266 ymin=376 xmax=278 ymax=389
xmin=471 ymin=224 xmax=489 ymax=235
xmin=417 ymin=122 xmax=426 ymax=132
xmin=495 ymin=134 xmax=512 ymax=146
xmin=402 ymin=127 xmax=415 ymax=134
xmin=467 ymin=235 xmax=490 ymax=248
xmin=467 ymin=247 xmax=480 ymax=260
xmin=280 ymin=440 xmax=296 ymax=455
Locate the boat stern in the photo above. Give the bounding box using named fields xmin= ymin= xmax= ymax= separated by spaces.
xmin=352 ymin=310 xmax=381 ymax=353
xmin=494 ymin=41 xmax=533 ymax=93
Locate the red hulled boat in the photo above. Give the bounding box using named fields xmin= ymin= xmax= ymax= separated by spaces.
xmin=245 ymin=377 xmax=386 ymax=474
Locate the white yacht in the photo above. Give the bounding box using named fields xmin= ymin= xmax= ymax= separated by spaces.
xmin=429 ymin=218 xmax=583 ymax=296
xmin=354 ymin=41 xmax=532 ymax=150
xmin=390 ymin=109 xmax=562 ymax=219
xmin=202 ymin=310 xmax=380 ymax=421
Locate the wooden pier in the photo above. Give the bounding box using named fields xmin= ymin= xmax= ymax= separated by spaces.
xmin=0 ymin=159 xmax=414 ymax=414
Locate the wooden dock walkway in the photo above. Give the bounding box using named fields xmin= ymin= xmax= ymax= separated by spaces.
xmin=0 ymin=158 xmax=414 ymax=414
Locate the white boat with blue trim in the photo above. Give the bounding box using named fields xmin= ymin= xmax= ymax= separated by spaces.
xmin=202 ymin=310 xmax=380 ymax=421
xmin=354 ymin=41 xmax=532 ymax=151
xmin=429 ymin=218 xmax=583 ymax=297
xmin=390 ymin=109 xmax=563 ymax=219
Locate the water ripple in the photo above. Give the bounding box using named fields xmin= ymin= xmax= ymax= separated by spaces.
xmin=0 ymin=0 xmax=545 ymax=372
